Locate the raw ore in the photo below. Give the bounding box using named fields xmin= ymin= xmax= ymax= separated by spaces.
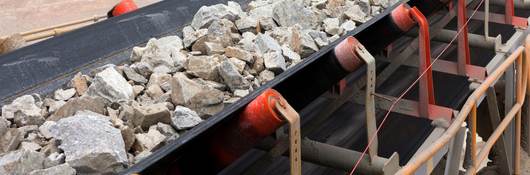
xmin=0 ymin=0 xmax=387 ymax=173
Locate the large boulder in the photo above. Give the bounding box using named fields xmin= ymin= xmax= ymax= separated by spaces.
xmin=1 ymin=95 xmax=44 ymax=127
xmin=49 ymin=113 xmax=127 ymax=174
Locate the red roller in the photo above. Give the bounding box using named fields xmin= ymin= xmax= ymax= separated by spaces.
xmin=110 ymin=0 xmax=138 ymax=17
xmin=209 ymin=89 xmax=285 ymax=167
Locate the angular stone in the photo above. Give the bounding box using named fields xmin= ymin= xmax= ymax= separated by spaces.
xmin=146 ymin=85 xmax=164 ymax=99
xmin=29 ymin=164 xmax=76 ymax=175
xmin=225 ymin=46 xmax=254 ymax=63
xmin=263 ymin=51 xmax=287 ymax=74
xmin=268 ymin=26 xmax=302 ymax=51
xmin=251 ymin=55 xmax=265 ymax=73
xmin=188 ymin=90 xmax=225 ymax=118
xmin=219 ymin=60 xmax=250 ymax=91
xmin=204 ymin=42 xmax=225 ymax=55
xmin=341 ymin=20 xmax=356 ymax=32
xmin=186 ymin=55 xmax=220 ymax=81
xmin=43 ymin=98 xmax=65 ymax=114
xmin=323 ymin=18 xmax=343 ymax=35
xmin=255 ymin=34 xmax=282 ymax=54
xmin=54 ymin=88 xmax=76 ymax=101
xmin=2 ymin=95 xmax=44 ymax=126
xmin=282 ymin=45 xmax=301 ymax=62
xmin=70 ymin=72 xmax=88 ymax=96
xmin=20 ymin=142 xmax=42 ymax=151
xmin=132 ymin=36 xmax=183 ymax=70
xmin=344 ymin=5 xmax=368 ymax=23
xmin=130 ymin=61 xmax=154 ymax=78
xmin=234 ymin=89 xmax=250 ymax=98
xmin=300 ymin=31 xmax=319 ymax=57
xmin=170 ymin=73 xmax=204 ymax=106
xmin=0 ymin=150 xmax=46 ymax=175
xmin=171 ymin=106 xmax=203 ymax=130
xmin=229 ymin=57 xmax=246 ymax=74
xmin=194 ymin=79 xmax=227 ymax=91
xmin=150 ymin=122 xmax=177 ymax=137
xmin=258 ymin=70 xmax=276 ymax=83
xmin=133 ymin=127 xmax=166 ymax=153
xmin=206 ymin=19 xmax=237 ymax=46
xmin=0 ymin=128 xmax=22 ymax=153
xmin=272 ymin=0 xmax=318 ymax=29
xmin=0 ymin=117 xmax=8 ymax=138
xmin=50 ymin=96 xmax=107 ymax=121
xmin=119 ymin=125 xmax=135 ymax=151
xmin=191 ymin=4 xmax=239 ymax=30
xmin=87 ymin=67 xmax=133 ymax=102
xmin=123 ymin=66 xmax=148 ymax=84
xmin=49 ymin=114 xmax=127 ymax=174
xmin=133 ymin=103 xmax=171 ymax=129
xmin=45 ymin=152 xmax=65 ymax=168
xmin=132 ymin=85 xmax=144 ymax=98
xmin=236 ymin=16 xmax=258 ymax=34
xmin=258 ymin=17 xmax=277 ymax=31
xmin=308 ymin=30 xmax=330 ymax=48
xmin=39 ymin=121 xmax=56 ymax=139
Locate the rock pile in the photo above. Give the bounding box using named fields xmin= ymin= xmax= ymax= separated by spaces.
xmin=0 ymin=0 xmax=389 ymax=174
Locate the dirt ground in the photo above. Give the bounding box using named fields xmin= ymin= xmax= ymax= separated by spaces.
xmin=0 ymin=0 xmax=159 ymax=36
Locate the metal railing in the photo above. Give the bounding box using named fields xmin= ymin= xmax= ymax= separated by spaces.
xmin=397 ymin=35 xmax=530 ymax=174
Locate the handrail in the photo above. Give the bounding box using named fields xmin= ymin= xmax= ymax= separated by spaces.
xmin=397 ymin=35 xmax=530 ymax=174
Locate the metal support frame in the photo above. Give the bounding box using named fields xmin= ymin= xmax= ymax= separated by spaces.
xmin=274 ymin=96 xmax=302 ymax=175
xmin=458 ymin=0 xmax=472 ymax=75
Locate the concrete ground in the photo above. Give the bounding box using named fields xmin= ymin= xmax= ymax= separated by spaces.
xmin=0 ymin=0 xmax=159 ymax=36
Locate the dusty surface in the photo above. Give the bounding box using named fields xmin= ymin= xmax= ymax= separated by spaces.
xmin=0 ymin=0 xmax=159 ymax=36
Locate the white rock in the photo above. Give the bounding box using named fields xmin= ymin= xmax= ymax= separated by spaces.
xmin=258 ymin=70 xmax=276 ymax=83
xmin=229 ymin=57 xmax=246 ymax=74
xmin=323 ymin=18 xmax=343 ymax=35
xmin=171 ymin=106 xmax=203 ymax=130
xmin=29 ymin=164 xmax=76 ymax=175
xmin=263 ymin=51 xmax=287 ymax=74
xmin=133 ymin=127 xmax=166 ymax=153
xmin=234 ymin=89 xmax=250 ymax=98
xmin=87 ymin=67 xmax=133 ymax=102
xmin=1 ymin=95 xmax=44 ymax=126
xmin=272 ymin=1 xmax=318 ymax=29
xmin=54 ymin=88 xmax=76 ymax=101
xmin=341 ymin=20 xmax=357 ymax=32
xmin=191 ymin=4 xmax=239 ymax=30
xmin=282 ymin=45 xmax=301 ymax=62
xmin=50 ymin=113 xmax=127 ymax=174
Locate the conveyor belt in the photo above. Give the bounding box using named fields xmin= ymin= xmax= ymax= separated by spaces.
xmin=0 ymin=0 xmax=461 ymax=174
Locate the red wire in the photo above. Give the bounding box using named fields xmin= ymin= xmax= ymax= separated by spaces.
xmin=348 ymin=0 xmax=486 ymax=174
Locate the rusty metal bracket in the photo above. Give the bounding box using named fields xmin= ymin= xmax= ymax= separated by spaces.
xmin=274 ymin=98 xmax=302 ymax=175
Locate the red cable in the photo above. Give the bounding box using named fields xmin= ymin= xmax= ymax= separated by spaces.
xmin=348 ymin=0 xmax=486 ymax=174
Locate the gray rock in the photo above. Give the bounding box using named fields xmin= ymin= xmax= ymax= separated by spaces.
xmin=234 ymin=89 xmax=250 ymax=98
xmin=191 ymin=4 xmax=239 ymax=30
xmin=263 ymin=51 xmax=287 ymax=74
xmin=133 ymin=127 xmax=166 ymax=153
xmin=54 ymin=88 xmax=76 ymax=101
xmin=225 ymin=46 xmax=254 ymax=63
xmin=133 ymin=103 xmax=172 ymax=129
xmin=50 ymin=114 xmax=127 ymax=174
xmin=344 ymin=5 xmax=368 ymax=23
xmin=229 ymin=57 xmax=246 ymax=74
xmin=146 ymin=85 xmax=164 ymax=99
xmin=188 ymin=90 xmax=225 ymax=117
xmin=171 ymin=106 xmax=203 ymax=130
xmin=170 ymin=73 xmax=204 ymax=106
xmin=0 ymin=128 xmax=22 ymax=153
xmin=150 ymin=122 xmax=177 ymax=137
xmin=132 ymin=36 xmax=183 ymax=70
xmin=45 ymin=152 xmax=65 ymax=168
xmin=272 ymin=1 xmax=318 ymax=29
xmin=43 ymin=98 xmax=65 ymax=114
xmin=255 ymin=34 xmax=282 ymax=54
xmin=87 ymin=67 xmax=133 ymax=102
xmin=258 ymin=70 xmax=276 ymax=83
xmin=49 ymin=96 xmax=107 ymax=121
xmin=0 ymin=150 xmax=46 ymax=174
xmin=218 ymin=60 xmax=250 ymax=91
xmin=119 ymin=125 xmax=135 ymax=151
xmin=341 ymin=20 xmax=356 ymax=32
xmin=251 ymin=55 xmax=265 ymax=73
xmin=130 ymin=61 xmax=154 ymax=78
xmin=20 ymin=142 xmax=42 ymax=151
xmin=258 ymin=17 xmax=277 ymax=31
xmin=282 ymin=45 xmax=301 ymax=62
xmin=238 ymin=32 xmax=257 ymax=52
xmin=206 ymin=19 xmax=237 ymax=47
xmin=236 ymin=16 xmax=258 ymax=34
xmin=29 ymin=164 xmax=76 ymax=175
xmin=1 ymin=95 xmax=44 ymax=126
xmin=308 ymin=30 xmax=330 ymax=48
xmin=186 ymin=55 xmax=220 ymax=81
xmin=39 ymin=121 xmax=56 ymax=139
xmin=184 ymin=28 xmax=208 ymax=49
xmin=323 ymin=18 xmax=343 ymax=35
xmin=123 ymin=66 xmax=148 ymax=84
xmin=300 ymin=31 xmax=319 ymax=57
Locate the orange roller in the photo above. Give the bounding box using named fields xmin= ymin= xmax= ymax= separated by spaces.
xmin=209 ymin=89 xmax=285 ymax=167
xmin=109 ymin=0 xmax=138 ymax=17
